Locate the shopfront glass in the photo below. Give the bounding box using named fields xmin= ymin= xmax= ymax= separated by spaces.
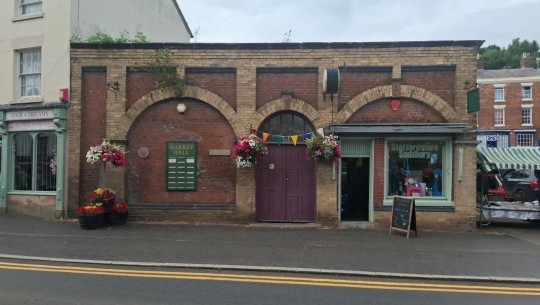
xmin=387 ymin=140 xmax=446 ymax=198
xmin=13 ymin=133 xmax=56 ymax=191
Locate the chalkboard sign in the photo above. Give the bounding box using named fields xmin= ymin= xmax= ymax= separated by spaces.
xmin=389 ymin=196 xmax=417 ymax=238
xmin=166 ymin=142 xmax=197 ymax=191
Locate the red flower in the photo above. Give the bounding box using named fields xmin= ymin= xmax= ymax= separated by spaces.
xmin=111 ymin=201 xmax=129 ymax=213
xmin=90 ymin=188 xmax=116 ymax=200
xmin=75 ymin=203 xmax=104 ymax=215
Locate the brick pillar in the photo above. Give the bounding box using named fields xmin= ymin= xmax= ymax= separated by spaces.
xmin=317 ymin=162 xmax=339 ymax=225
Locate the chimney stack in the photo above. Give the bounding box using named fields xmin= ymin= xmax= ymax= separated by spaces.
xmin=476 ymin=53 xmax=484 ymax=70
xmin=521 ymin=52 xmax=534 ymax=69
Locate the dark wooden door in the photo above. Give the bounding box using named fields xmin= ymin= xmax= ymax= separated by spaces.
xmin=256 ymin=145 xmax=316 ymax=222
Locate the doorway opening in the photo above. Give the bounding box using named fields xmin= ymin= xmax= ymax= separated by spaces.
xmin=341 ymin=157 xmax=370 ymax=221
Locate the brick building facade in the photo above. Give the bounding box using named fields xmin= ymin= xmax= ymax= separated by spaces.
xmin=69 ymin=41 xmax=482 ymax=231
xmin=477 ymin=53 xmax=540 ymax=147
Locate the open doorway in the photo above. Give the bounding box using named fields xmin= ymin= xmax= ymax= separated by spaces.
xmin=341 ymin=157 xmax=370 ymax=221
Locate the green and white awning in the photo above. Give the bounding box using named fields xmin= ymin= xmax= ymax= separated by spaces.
xmin=477 ymin=147 xmax=540 ymax=171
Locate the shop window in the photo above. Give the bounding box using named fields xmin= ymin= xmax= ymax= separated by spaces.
xmin=13 ymin=133 xmax=56 ymax=191
xmin=477 ymin=133 xmax=509 ymax=148
xmin=387 ymin=140 xmax=446 ymax=198
xmin=515 ymin=133 xmax=534 ymax=147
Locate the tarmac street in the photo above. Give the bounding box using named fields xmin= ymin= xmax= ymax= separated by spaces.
xmin=0 ymin=214 xmax=539 ymax=283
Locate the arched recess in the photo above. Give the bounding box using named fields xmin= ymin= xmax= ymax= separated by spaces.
xmin=114 ymin=85 xmax=242 ymax=140
xmin=334 ymin=85 xmax=459 ymax=123
xmin=251 ymin=97 xmax=322 ymax=132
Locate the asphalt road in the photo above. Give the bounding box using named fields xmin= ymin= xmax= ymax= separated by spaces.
xmin=0 ymin=259 xmax=538 ymax=305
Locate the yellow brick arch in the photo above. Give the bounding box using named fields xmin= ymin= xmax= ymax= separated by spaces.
xmin=250 ymin=97 xmax=322 ymax=132
xmin=333 ymin=85 xmax=459 ymax=123
xmin=114 ymin=85 xmax=243 ymax=139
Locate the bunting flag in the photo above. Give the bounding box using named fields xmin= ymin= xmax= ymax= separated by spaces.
xmin=244 ymin=128 xmax=321 ymax=143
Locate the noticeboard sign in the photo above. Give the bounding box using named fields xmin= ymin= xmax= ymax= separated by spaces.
xmin=166 ymin=142 xmax=197 ymax=191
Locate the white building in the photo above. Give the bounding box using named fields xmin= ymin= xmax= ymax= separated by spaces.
xmin=1 ymin=0 xmax=192 ymax=105
xmin=0 ymin=0 xmax=192 ymax=218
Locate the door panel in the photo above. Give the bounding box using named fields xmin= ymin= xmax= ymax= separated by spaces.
xmin=256 ymin=145 xmax=316 ymax=222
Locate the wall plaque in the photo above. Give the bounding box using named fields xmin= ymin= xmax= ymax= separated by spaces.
xmin=166 ymin=142 xmax=197 ymax=191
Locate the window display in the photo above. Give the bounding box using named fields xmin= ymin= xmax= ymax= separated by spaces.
xmin=387 ymin=140 xmax=445 ymax=197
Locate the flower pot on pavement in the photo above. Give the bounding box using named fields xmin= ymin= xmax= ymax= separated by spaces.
xmin=106 ymin=212 xmax=128 ymax=226
xmin=78 ymin=214 xmax=104 ymax=230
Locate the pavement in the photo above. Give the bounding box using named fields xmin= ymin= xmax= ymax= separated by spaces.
xmin=0 ymin=213 xmax=539 ymax=283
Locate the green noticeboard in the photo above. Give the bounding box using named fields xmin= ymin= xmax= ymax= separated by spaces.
xmin=166 ymin=142 xmax=197 ymax=191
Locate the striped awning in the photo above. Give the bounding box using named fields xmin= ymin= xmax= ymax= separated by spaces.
xmin=477 ymin=147 xmax=540 ymax=171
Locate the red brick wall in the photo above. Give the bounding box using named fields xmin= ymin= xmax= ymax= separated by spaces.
xmin=126 ymin=71 xmax=160 ymax=110
xmin=402 ymin=71 xmax=455 ymax=107
xmin=338 ymin=71 xmax=392 ymax=109
xmin=186 ymin=72 xmax=237 ymax=110
xmin=256 ymin=72 xmax=318 ymax=109
xmin=346 ymin=99 xmax=446 ymax=123
xmin=80 ymin=70 xmax=108 ymax=202
xmin=125 ymin=98 xmax=236 ymax=205
xmin=373 ymin=138 xmax=386 ymax=207
xmin=478 ymin=82 xmax=540 ymax=146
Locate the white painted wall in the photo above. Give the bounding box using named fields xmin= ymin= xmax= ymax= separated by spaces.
xmin=0 ymin=0 xmax=71 ymax=104
xmin=1 ymin=0 xmax=191 ymax=105
xmin=71 ymin=0 xmax=192 ymax=43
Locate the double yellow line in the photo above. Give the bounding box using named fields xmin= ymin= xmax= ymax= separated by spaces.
xmin=0 ymin=261 xmax=539 ymax=296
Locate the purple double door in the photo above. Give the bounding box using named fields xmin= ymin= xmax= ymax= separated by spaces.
xmin=256 ymin=145 xmax=316 ymax=222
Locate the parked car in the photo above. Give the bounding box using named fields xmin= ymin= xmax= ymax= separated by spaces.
xmin=499 ymin=169 xmax=540 ymax=202
xmin=477 ymin=170 xmax=507 ymax=202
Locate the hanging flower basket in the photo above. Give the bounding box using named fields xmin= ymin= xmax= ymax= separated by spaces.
xmin=231 ymin=134 xmax=268 ymax=168
xmin=86 ymin=139 xmax=127 ymax=168
xmin=305 ymin=134 xmax=341 ymax=162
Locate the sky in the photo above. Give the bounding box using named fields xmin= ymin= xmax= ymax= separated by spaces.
xmin=178 ymin=0 xmax=540 ymax=48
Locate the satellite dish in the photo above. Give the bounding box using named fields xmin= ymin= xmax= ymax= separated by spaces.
xmin=322 ymin=68 xmax=340 ymax=94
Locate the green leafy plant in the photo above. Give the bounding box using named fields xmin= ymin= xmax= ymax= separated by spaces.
xmin=305 ymin=134 xmax=341 ymax=162
xmin=135 ymin=49 xmax=186 ymax=97
xmin=71 ymin=30 xmax=149 ymax=44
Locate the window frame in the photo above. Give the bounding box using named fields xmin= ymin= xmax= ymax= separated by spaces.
xmin=384 ymin=137 xmax=453 ymax=207
xmin=494 ymin=105 xmax=505 ymax=126
xmin=522 ymin=83 xmax=533 ymax=101
xmin=477 ymin=133 xmax=510 ymax=148
xmin=494 ymin=87 xmax=505 ymax=102
xmin=515 ymin=132 xmax=534 ymax=147
xmin=19 ymin=0 xmax=42 ymax=16
xmin=11 ymin=132 xmax=57 ymax=193
xmin=521 ymin=105 xmax=533 ymax=126
xmin=17 ymin=48 xmax=41 ymax=98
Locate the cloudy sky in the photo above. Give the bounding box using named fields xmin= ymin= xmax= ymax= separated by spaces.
xmin=178 ymin=0 xmax=539 ymax=48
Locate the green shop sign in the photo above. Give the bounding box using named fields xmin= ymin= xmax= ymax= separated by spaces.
xmin=166 ymin=142 xmax=197 ymax=191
